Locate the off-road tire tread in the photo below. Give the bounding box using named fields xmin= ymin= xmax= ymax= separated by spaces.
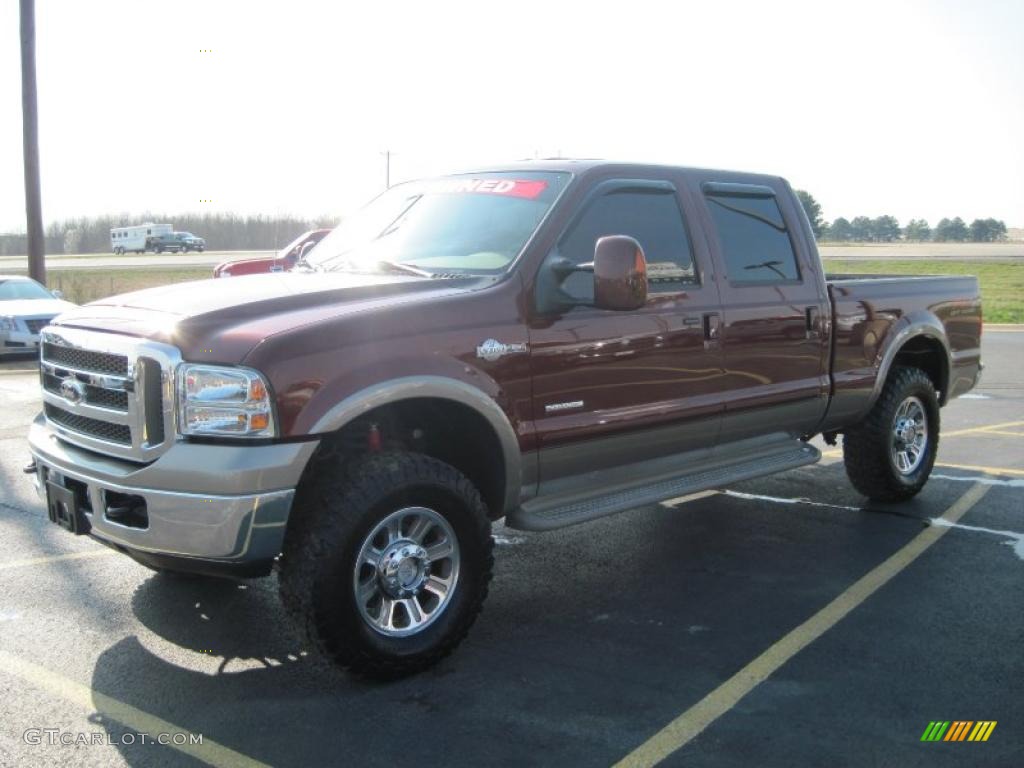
xmin=279 ymin=451 xmax=493 ymax=678
xmin=843 ymin=366 xmax=939 ymax=502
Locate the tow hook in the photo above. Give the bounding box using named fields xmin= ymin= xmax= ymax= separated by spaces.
xmin=22 ymin=460 xmax=38 ymax=475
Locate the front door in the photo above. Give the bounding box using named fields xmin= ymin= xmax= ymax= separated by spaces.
xmin=527 ymin=175 xmax=725 ymax=495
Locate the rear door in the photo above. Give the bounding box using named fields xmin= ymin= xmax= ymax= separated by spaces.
xmin=690 ymin=178 xmax=830 ymax=444
xmin=528 ymin=173 xmax=725 ymax=493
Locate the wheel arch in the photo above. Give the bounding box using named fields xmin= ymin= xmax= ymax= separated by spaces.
xmin=306 ymin=376 xmax=521 ymax=518
xmin=871 ymin=315 xmax=952 ymax=407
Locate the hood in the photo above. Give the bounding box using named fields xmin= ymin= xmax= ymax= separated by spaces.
xmin=1 ymin=298 xmax=78 ymax=318
xmin=51 ymin=270 xmax=480 ymax=362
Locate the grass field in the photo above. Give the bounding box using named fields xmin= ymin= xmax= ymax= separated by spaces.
xmin=25 ymin=259 xmax=1024 ymax=325
xmin=822 ymin=259 xmax=1023 ymax=323
xmin=48 ymin=268 xmax=210 ymax=304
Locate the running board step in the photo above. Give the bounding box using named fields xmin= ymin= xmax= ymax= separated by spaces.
xmin=507 ymin=440 xmax=820 ymax=531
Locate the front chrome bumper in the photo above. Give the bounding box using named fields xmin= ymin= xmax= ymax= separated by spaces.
xmin=28 ymin=414 xmax=318 ymax=565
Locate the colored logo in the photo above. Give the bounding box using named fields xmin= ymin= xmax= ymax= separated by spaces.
xmin=921 ymin=721 xmax=997 ymax=742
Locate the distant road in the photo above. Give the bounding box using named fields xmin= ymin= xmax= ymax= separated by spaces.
xmin=0 ymin=250 xmax=268 ymax=271
xmin=819 ymin=242 xmax=1024 ymax=261
xmin=0 ymin=243 xmax=1022 ymax=271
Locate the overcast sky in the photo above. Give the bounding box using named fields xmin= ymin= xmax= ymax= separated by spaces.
xmin=2 ymin=0 xmax=1022 ymax=234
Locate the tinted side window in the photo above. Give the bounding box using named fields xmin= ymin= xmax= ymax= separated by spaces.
xmin=705 ymin=193 xmax=800 ymax=284
xmin=560 ymin=190 xmax=696 ymax=298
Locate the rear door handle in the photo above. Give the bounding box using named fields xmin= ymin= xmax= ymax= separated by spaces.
xmin=681 ymin=315 xmax=702 ymax=328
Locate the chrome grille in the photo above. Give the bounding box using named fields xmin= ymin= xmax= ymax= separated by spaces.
xmin=42 ymin=372 xmax=129 ymax=411
xmin=39 ymin=329 xmax=180 ymax=462
xmin=41 ymin=342 xmax=129 ymax=376
xmin=44 ymin=403 xmax=131 ymax=445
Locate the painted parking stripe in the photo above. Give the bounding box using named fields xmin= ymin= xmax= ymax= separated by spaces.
xmin=613 ymin=483 xmax=990 ymax=767
xmin=933 ymin=461 xmax=1024 ymax=477
xmin=0 ymin=650 xmax=269 ymax=768
xmin=0 ymin=549 xmax=116 ymax=571
xmin=821 ymin=420 xmax=1024 ymax=459
xmin=932 ymin=473 xmax=1024 ymax=488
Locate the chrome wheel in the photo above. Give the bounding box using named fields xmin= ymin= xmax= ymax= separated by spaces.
xmin=353 ymin=506 xmax=460 ymax=637
xmin=891 ymin=396 xmax=928 ymax=475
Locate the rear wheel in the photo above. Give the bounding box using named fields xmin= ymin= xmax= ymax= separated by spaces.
xmin=842 ymin=366 xmax=940 ymax=501
xmin=279 ymin=451 xmax=493 ymax=678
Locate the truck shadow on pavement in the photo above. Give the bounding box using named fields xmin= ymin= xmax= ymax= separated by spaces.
xmin=87 ymin=464 xmax=939 ymax=767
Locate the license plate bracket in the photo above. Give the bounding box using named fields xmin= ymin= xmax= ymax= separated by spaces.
xmin=46 ymin=480 xmax=90 ymax=535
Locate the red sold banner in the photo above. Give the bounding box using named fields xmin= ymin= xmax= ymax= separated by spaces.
xmin=429 ymin=178 xmax=548 ymax=199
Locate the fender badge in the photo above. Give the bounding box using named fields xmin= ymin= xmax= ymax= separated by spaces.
xmin=545 ymin=400 xmax=584 ymax=413
xmin=476 ymin=339 xmax=528 ymax=362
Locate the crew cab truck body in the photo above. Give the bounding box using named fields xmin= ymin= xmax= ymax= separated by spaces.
xmin=28 ymin=162 xmax=982 ymax=676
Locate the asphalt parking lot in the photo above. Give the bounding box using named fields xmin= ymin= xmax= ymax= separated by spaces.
xmin=1 ymin=330 xmax=1021 ymax=768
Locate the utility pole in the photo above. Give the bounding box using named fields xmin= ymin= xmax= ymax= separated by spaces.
xmin=20 ymin=0 xmax=45 ymax=284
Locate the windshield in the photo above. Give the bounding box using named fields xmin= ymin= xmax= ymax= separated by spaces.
xmin=0 ymin=278 xmax=53 ymax=301
xmin=304 ymin=171 xmax=569 ymax=275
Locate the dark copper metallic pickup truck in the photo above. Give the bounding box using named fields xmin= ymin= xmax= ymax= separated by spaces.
xmin=27 ymin=161 xmax=982 ymax=676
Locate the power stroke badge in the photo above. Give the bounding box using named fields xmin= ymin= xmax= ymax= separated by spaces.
xmin=476 ymin=339 xmax=528 ymax=362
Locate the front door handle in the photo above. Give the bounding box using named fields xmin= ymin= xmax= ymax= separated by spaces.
xmin=703 ymin=312 xmax=722 ymax=348
xmin=806 ymin=306 xmax=821 ymax=339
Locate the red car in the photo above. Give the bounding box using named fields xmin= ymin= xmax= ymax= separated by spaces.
xmin=213 ymin=229 xmax=331 ymax=277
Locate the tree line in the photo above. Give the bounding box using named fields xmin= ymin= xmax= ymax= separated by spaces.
xmin=0 ymin=212 xmax=339 ymax=256
xmin=796 ymin=191 xmax=1008 ymax=243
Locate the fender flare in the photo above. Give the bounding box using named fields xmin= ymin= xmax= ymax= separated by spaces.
xmin=870 ymin=315 xmax=953 ymax=407
xmin=308 ymin=375 xmax=522 ymax=514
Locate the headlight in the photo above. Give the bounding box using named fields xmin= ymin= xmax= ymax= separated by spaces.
xmin=0 ymin=316 xmax=17 ymax=331
xmin=176 ymin=364 xmax=276 ymax=438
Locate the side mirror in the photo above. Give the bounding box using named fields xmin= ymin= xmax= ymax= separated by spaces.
xmin=592 ymin=235 xmax=647 ymax=311
xmin=51 ymin=289 xmax=64 ymax=299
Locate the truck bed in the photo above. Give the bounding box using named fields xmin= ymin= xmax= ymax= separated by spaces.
xmin=822 ymin=273 xmax=983 ymax=429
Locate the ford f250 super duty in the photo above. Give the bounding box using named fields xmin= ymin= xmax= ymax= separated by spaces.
xmin=26 ymin=161 xmax=983 ymax=677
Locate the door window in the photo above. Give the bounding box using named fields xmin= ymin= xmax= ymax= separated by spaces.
xmin=704 ymin=192 xmax=800 ymax=284
xmin=559 ymin=189 xmax=697 ymax=299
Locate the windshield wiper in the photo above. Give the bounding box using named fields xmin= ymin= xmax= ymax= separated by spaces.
xmin=374 ymin=259 xmax=432 ymax=277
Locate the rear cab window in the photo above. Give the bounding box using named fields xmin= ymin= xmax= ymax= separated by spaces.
xmin=702 ymin=183 xmax=801 ymax=285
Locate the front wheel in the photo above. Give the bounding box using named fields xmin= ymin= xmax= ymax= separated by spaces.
xmin=279 ymin=452 xmax=493 ymax=678
xmin=842 ymin=366 xmax=940 ymax=502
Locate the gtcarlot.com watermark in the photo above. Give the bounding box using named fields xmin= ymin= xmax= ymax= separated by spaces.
xmin=24 ymin=728 xmax=202 ymax=747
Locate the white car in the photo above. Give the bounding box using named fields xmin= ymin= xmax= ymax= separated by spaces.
xmin=0 ymin=275 xmax=77 ymax=356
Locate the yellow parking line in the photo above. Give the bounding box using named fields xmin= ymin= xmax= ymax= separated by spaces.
xmin=817 ymin=419 xmax=1024 ymax=461
xmin=613 ymin=483 xmax=990 ymax=767
xmin=0 ymin=549 xmax=116 ymax=571
xmin=0 ymin=650 xmax=269 ymax=768
xmin=943 ymin=420 xmax=1024 ymax=438
xmin=934 ymin=461 xmax=1024 ymax=477
xmin=970 ymin=429 xmax=1024 ymax=438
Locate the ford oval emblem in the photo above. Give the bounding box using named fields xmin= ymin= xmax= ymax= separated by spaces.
xmin=60 ymin=377 xmax=86 ymax=405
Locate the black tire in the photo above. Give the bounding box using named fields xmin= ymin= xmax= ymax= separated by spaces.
xmin=155 ymin=246 xmax=163 ymax=253
xmin=279 ymin=451 xmax=493 ymax=678
xmin=843 ymin=366 xmax=940 ymax=502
